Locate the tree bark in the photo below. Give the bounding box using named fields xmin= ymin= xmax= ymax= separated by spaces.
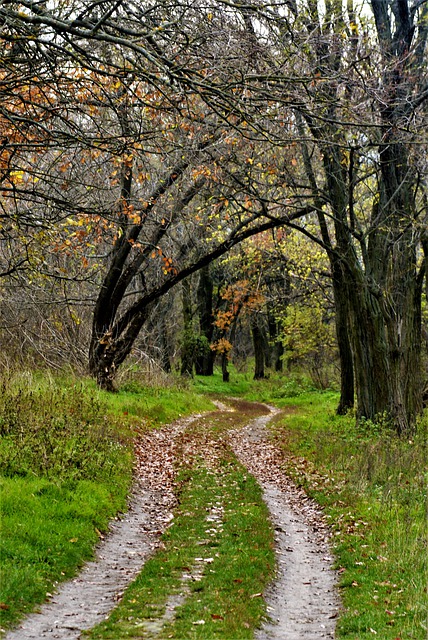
xmin=89 ymin=306 xmax=151 ymax=392
xmin=180 ymin=278 xmax=194 ymax=377
xmin=331 ymin=257 xmax=354 ymax=414
xmin=267 ymin=309 xmax=284 ymax=372
xmin=221 ymin=351 xmax=230 ymax=382
xmin=195 ymin=265 xmax=214 ymax=376
xmin=251 ymin=315 xmax=266 ymax=380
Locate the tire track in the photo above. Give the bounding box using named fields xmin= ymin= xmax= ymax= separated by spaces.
xmin=229 ymin=407 xmax=340 ymax=639
xmin=5 ymin=405 xmax=340 ymax=639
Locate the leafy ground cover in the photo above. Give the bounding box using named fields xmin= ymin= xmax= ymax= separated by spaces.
xmin=86 ymin=400 xmax=276 ymax=639
xmin=266 ymin=391 xmax=427 ymax=640
xmin=0 ymin=371 xmax=213 ymax=634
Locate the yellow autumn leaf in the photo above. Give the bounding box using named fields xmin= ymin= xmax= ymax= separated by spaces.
xmin=9 ymin=170 xmax=24 ymax=183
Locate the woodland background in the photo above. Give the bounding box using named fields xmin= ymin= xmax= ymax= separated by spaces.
xmin=1 ymin=0 xmax=427 ymax=432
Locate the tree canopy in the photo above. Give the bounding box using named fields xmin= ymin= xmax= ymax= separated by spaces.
xmin=1 ymin=0 xmax=427 ymax=430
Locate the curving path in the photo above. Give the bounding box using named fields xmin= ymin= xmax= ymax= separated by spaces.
xmin=4 ymin=416 xmax=193 ymax=640
xmin=5 ymin=405 xmax=339 ymax=639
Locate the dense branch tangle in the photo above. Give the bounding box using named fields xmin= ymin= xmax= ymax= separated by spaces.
xmin=0 ymin=0 xmax=427 ymax=430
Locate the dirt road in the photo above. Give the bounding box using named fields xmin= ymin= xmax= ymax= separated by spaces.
xmin=5 ymin=404 xmax=339 ymax=639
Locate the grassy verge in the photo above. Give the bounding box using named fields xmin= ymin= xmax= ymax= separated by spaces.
xmin=0 ymin=371 xmax=214 ymax=634
xmin=1 ymin=477 xmax=127 ymax=626
xmin=267 ymin=391 xmax=427 ymax=640
xmin=193 ymin=368 xmax=315 ymax=403
xmin=85 ymin=402 xmax=276 ymax=639
xmin=96 ymin=378 xmax=214 ymax=429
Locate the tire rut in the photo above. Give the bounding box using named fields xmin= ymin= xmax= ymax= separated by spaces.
xmin=5 ymin=405 xmax=340 ymax=639
xmin=4 ymin=415 xmax=198 ymax=640
xmin=229 ymin=408 xmax=340 ymax=639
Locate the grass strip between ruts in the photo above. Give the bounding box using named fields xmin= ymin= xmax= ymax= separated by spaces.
xmin=85 ymin=408 xmax=276 ymax=639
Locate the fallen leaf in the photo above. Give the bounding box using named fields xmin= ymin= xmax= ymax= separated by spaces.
xmin=211 ymin=614 xmax=224 ymax=620
xmin=0 ymin=604 xmax=9 ymax=610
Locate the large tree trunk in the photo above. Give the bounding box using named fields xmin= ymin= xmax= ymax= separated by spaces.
xmin=322 ymin=138 xmax=422 ymax=432
xmin=297 ymin=0 xmax=425 ymax=432
xmin=89 ymin=307 xmax=150 ymax=391
xmin=346 ymin=271 xmax=422 ymax=434
xmin=195 ymin=265 xmax=214 ymax=376
xmin=251 ymin=315 xmax=267 ymax=380
xmin=347 ymin=280 xmax=390 ymax=420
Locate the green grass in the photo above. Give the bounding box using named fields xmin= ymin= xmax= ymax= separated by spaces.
xmin=193 ymin=367 xmax=315 ymax=402
xmin=0 ymin=370 xmax=214 ymax=634
xmin=0 ymin=476 xmax=126 ymax=627
xmin=97 ymin=378 xmax=214 ymax=429
xmin=85 ymin=403 xmax=276 ymax=639
xmin=195 ymin=373 xmax=427 ymax=638
xmin=267 ymin=391 xmax=428 ymax=640
xmin=2 ymin=366 xmax=426 ymax=639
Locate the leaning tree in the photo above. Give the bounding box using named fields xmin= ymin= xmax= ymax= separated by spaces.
xmin=1 ymin=1 xmax=426 ymax=431
xmin=1 ymin=0 xmax=314 ymax=389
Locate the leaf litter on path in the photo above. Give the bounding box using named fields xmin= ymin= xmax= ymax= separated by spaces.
xmin=5 ymin=405 xmax=340 ymax=639
xmin=229 ymin=407 xmax=340 ymax=639
xmin=3 ymin=414 xmax=201 ymax=640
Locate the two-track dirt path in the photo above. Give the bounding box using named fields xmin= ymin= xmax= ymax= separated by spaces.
xmin=5 ymin=402 xmax=339 ymax=639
